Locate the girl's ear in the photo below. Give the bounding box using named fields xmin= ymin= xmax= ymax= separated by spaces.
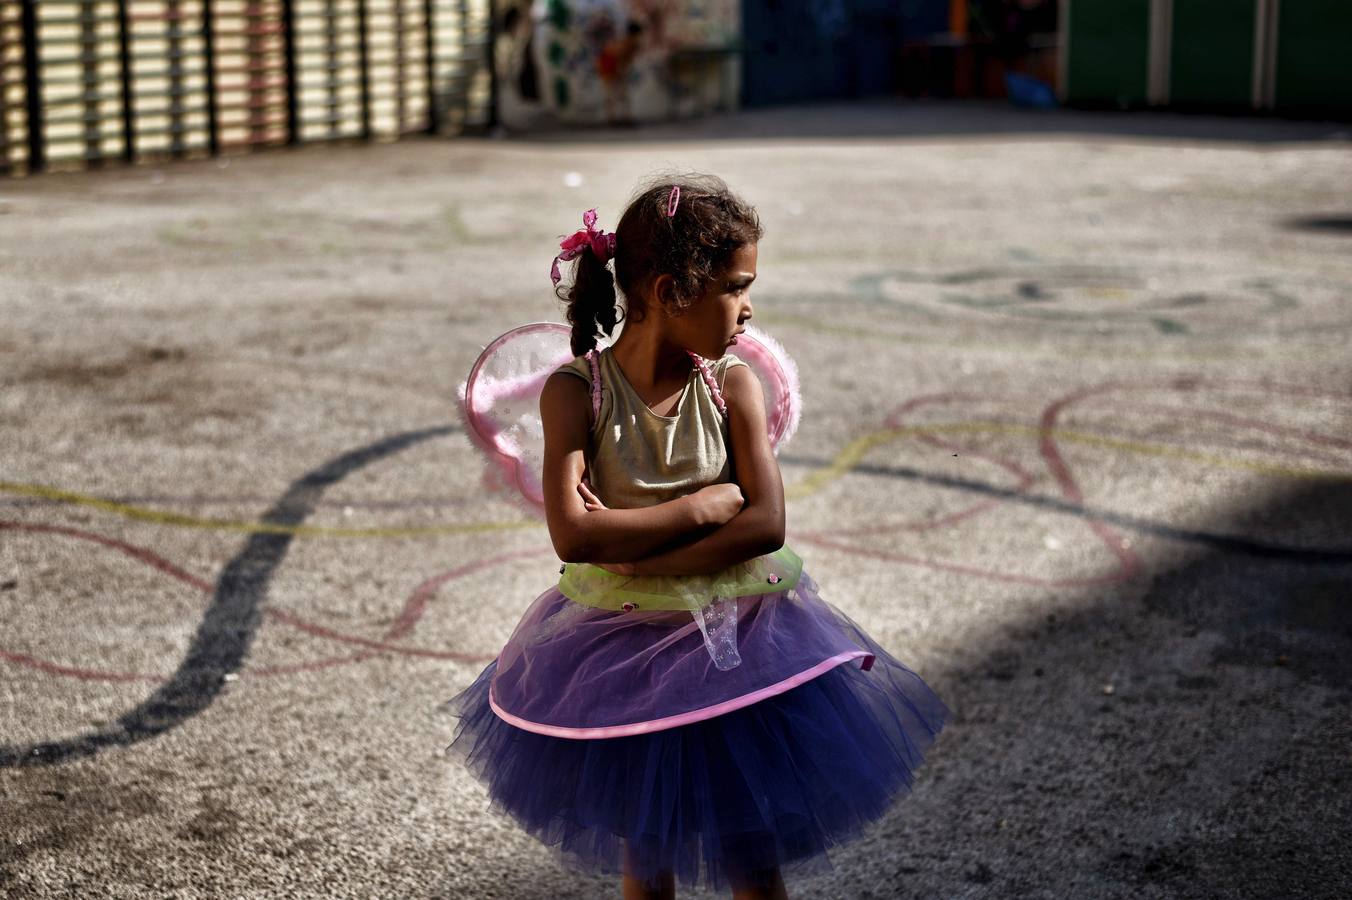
xmin=651 ymin=273 xmax=678 ymax=316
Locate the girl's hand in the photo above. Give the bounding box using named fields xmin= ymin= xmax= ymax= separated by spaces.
xmin=577 ymin=479 xmax=608 ymax=512
xmin=690 ymin=483 xmax=745 ymax=527
xmin=576 ymin=482 xmax=641 ymax=575
xmin=572 ymin=485 xmax=634 ymax=573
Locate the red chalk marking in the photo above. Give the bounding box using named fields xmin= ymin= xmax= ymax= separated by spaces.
xmin=1030 ymin=375 xmax=1352 ymax=580
xmin=10 ymin=376 xmax=1348 ymax=682
xmin=793 ymin=532 xmax=1134 ymax=588
xmin=0 ymin=521 xmax=542 ymax=683
xmin=0 ymin=521 xmax=214 ymax=591
xmin=0 ymin=649 xmax=158 ymax=685
xmin=1037 ymin=386 xmax=1145 ymax=580
xmin=1089 ymin=399 xmax=1352 ymax=463
xmin=0 ymin=521 xmax=214 ymax=683
xmin=797 ymin=391 xmax=1138 ymax=587
xmin=808 ymin=376 xmax=1352 ymax=587
xmin=264 ymin=547 xmax=552 ymax=663
xmin=827 ymin=392 xmax=1037 ymax=537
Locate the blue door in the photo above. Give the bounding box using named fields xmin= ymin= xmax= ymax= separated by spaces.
xmin=741 ymin=0 xmax=948 ymax=107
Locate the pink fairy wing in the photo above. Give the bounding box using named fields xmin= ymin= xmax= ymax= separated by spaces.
xmin=457 ymin=323 xmax=574 ymax=517
xmin=731 ymin=324 xmax=802 ymax=454
xmin=457 ymin=323 xmax=803 ymax=515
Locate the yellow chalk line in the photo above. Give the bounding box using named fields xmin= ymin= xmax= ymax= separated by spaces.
xmin=0 ymin=481 xmax=534 ymax=538
xmin=3 ymin=421 xmax=1348 ymax=537
xmin=757 ymin=312 xmax=1350 ymax=364
xmin=785 ymin=421 xmax=1352 ymax=499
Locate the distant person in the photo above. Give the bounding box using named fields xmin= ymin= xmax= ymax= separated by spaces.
xmin=972 ymin=0 xmax=1057 ymax=61
xmin=446 ymin=173 xmax=950 ymax=898
xmin=597 ymin=21 xmax=644 ymax=126
xmin=494 ymin=1 xmax=553 ymax=131
xmin=502 ymin=4 xmax=540 ymax=102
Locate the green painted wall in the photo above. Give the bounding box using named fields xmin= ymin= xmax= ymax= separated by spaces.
xmin=1170 ymin=0 xmax=1256 ymax=107
xmin=1065 ymin=0 xmax=1152 ymax=106
xmin=1275 ymin=0 xmax=1352 ymax=112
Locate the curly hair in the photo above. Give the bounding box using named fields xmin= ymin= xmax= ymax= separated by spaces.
xmin=554 ymin=172 xmax=763 ymax=357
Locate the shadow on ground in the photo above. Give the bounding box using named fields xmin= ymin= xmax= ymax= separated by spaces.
xmin=867 ymin=479 xmax=1352 ymax=897
xmin=500 ymin=99 xmax=1351 ymax=147
xmin=431 ymin=471 xmax=1352 ymax=898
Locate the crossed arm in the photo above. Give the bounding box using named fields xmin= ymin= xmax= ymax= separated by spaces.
xmin=539 ymin=365 xmax=786 ymax=576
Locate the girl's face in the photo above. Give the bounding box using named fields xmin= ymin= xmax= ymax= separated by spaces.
xmin=669 ymin=243 xmax=758 ymax=360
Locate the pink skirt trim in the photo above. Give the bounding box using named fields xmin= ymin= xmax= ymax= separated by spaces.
xmin=487 ymin=649 xmax=876 ymax=740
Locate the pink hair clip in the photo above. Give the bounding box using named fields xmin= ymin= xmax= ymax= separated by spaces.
xmin=666 ymin=185 xmax=680 ymax=217
xmin=550 ymin=208 xmax=617 ymax=285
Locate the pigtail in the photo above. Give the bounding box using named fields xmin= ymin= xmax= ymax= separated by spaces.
xmin=548 ymin=174 xmax=762 ymax=357
xmin=556 ymin=248 xmax=619 ymax=357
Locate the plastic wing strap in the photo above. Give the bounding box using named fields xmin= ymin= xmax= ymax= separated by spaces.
xmin=690 ymin=596 xmax=741 ymax=671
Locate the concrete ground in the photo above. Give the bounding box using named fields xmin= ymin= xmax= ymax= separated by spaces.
xmin=1 ymin=99 xmax=1350 ymax=899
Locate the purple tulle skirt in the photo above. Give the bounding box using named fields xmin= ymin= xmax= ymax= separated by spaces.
xmin=444 ymin=569 xmax=949 ymax=892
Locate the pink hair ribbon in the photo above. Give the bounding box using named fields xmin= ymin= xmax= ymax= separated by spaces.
xmin=666 ymin=185 xmax=680 ymax=217
xmin=550 ymin=208 xmax=617 ymax=285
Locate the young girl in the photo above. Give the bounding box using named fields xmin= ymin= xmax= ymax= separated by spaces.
xmin=447 ymin=174 xmax=949 ymax=898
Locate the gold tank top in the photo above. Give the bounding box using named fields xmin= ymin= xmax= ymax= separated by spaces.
xmin=554 ymin=346 xmax=748 ymax=510
xmin=552 ymin=346 xmax=803 ymax=614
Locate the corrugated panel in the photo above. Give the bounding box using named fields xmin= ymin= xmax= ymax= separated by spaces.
xmin=212 ymin=0 xmax=290 ymax=150
xmin=1 ymin=1 xmax=29 ymax=174
xmin=293 ymin=0 xmax=364 ymax=140
xmin=428 ymin=0 xmax=491 ymax=134
xmin=4 ymin=0 xmax=491 ymax=175
xmin=126 ymin=1 xmax=214 ymax=158
xmin=36 ymin=0 xmax=131 ymax=169
xmin=362 ymin=0 xmax=428 ymax=137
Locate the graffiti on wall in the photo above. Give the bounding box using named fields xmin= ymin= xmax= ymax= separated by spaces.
xmin=497 ymin=0 xmax=740 ymax=126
